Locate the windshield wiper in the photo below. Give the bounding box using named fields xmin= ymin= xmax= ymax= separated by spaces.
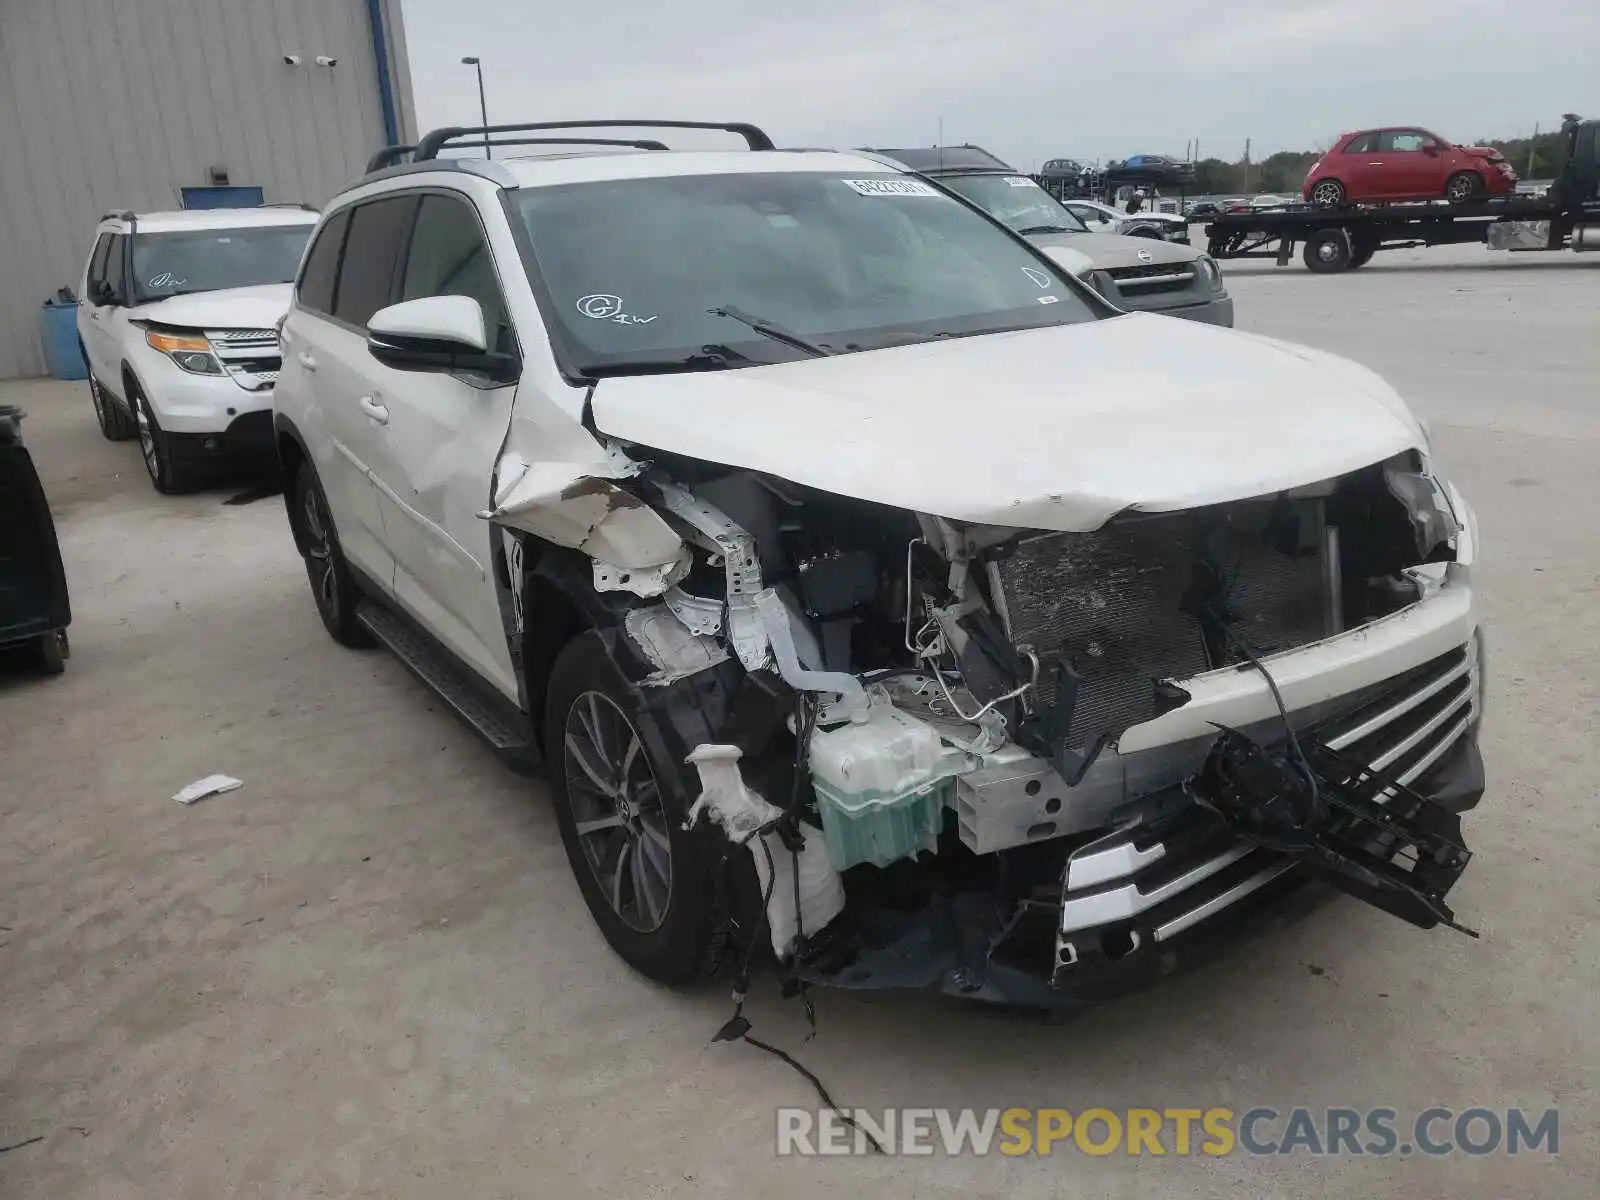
xmin=580 ymin=345 xmax=759 ymax=378
xmin=707 ymin=305 xmax=830 ymax=357
xmin=1018 ymin=224 xmax=1077 ymax=235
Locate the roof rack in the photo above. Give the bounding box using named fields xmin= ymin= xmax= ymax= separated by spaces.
xmin=262 ymin=201 xmax=320 ymax=211
xmin=367 ymin=144 xmax=417 ymax=173
xmin=411 ymin=119 xmax=775 ymax=162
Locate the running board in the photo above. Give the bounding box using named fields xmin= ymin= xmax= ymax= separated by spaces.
xmin=356 ymin=600 xmax=542 ymax=776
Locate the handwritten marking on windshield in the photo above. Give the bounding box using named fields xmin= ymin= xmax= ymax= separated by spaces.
xmin=1021 ymin=267 xmax=1051 ymax=289
xmin=576 ymin=293 xmax=657 ymax=325
xmin=148 ymin=273 xmax=189 ymax=288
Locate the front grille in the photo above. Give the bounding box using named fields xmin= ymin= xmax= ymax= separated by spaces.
xmin=1315 ymin=644 xmax=1477 ymax=788
xmin=1106 ymin=262 xmax=1195 ymax=294
xmin=989 ymin=503 xmax=1331 ymax=749
xmin=205 ymin=328 xmax=281 ymax=392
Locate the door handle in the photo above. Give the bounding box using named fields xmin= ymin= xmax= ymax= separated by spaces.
xmin=358 ymin=396 xmax=389 ymax=425
xmin=297 ymin=351 xmax=317 ymax=370
xmin=1369 ymin=162 xmax=1384 ymax=166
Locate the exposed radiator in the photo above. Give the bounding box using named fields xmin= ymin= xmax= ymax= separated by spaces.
xmin=988 ymin=500 xmax=1333 ymax=752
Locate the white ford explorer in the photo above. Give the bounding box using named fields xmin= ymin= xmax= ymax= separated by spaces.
xmin=273 ymin=120 xmax=1485 ymax=1008
xmin=78 ymin=206 xmax=319 ymax=492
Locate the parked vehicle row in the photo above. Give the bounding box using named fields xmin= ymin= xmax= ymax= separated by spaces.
xmin=867 ymin=144 xmax=1227 ymax=323
xmin=263 ymin=119 xmax=1484 ymax=1008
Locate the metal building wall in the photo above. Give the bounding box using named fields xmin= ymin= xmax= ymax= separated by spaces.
xmin=0 ymin=0 xmax=415 ymax=379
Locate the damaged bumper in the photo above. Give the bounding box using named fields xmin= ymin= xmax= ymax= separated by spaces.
xmin=800 ymin=730 xmax=1482 ymax=1012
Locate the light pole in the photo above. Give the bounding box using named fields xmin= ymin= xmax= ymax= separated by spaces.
xmin=461 ymin=56 xmax=489 ymax=157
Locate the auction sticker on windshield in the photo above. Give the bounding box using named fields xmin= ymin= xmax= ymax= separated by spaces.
xmin=1003 ymin=176 xmax=1040 ymax=188
xmin=841 ymin=179 xmax=940 ymax=197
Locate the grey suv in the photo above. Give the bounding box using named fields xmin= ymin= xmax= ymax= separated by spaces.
xmin=870 ymin=145 xmax=1232 ymax=326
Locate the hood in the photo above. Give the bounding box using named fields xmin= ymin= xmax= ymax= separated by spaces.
xmin=131 ymin=283 xmax=293 ymax=330
xmin=590 ymin=314 xmax=1426 ymax=533
xmin=1027 ymin=229 xmax=1199 ymax=271
xmin=1461 ymin=144 xmax=1507 ymax=163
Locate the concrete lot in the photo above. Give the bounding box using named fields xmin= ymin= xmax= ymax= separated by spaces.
xmin=2 ymin=243 xmax=1597 ymax=1198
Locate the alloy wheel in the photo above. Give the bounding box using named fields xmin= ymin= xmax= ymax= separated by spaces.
xmin=563 ymin=691 xmax=672 ymax=933
xmin=135 ymin=397 xmax=159 ymax=482
xmin=301 ymin=485 xmax=339 ymax=617
xmin=1312 ymin=180 xmax=1344 ymax=207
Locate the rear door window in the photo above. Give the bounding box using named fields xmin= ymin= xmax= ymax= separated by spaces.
xmin=332 ymin=196 xmax=418 ymax=328
xmin=297 ymin=209 xmax=350 ymax=315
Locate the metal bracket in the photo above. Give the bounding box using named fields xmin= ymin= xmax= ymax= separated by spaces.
xmin=655 ymin=483 xmax=770 ymax=670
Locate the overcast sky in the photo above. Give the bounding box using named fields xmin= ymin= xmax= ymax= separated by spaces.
xmin=399 ymin=0 xmax=1596 ymax=169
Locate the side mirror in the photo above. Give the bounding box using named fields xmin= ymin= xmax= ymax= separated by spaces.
xmin=366 ymin=295 xmax=518 ymax=382
xmin=1421 ymin=140 xmax=1440 ymax=156
xmin=88 ymin=280 xmax=117 ymax=306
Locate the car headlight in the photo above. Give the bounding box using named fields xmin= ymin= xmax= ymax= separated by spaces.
xmin=145 ymin=330 xmax=223 ymax=375
xmin=1195 ymin=255 xmax=1224 ymax=290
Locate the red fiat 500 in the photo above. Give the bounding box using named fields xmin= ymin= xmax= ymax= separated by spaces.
xmin=1303 ymin=127 xmax=1518 ymax=207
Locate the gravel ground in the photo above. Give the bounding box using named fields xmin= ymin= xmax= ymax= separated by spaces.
xmin=2 ymin=242 xmax=1596 ymax=1198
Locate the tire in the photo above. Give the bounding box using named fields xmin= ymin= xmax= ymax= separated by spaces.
xmin=35 ymin=630 xmax=67 ymax=675
xmin=1349 ymin=243 xmax=1377 ymax=269
xmin=544 ymin=635 xmax=718 ymax=985
xmin=1303 ymin=229 xmax=1353 ymax=273
xmin=1310 ymin=179 xmax=1346 ymax=208
xmin=1445 ymin=171 xmax=1483 ymax=204
xmin=87 ymin=367 xmax=136 ymax=441
xmin=289 ymin=462 xmax=373 ymax=648
xmin=132 ymin=383 xmax=199 ymax=494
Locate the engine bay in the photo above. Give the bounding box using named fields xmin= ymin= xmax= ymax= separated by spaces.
xmin=494 ymin=441 xmax=1477 ymax=1000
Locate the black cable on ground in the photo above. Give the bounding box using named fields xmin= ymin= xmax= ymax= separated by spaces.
xmin=708 ymin=691 xmax=882 ymax=1153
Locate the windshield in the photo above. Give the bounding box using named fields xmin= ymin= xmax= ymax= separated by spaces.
xmin=937 ymin=175 xmax=1090 ymax=236
xmin=132 ymin=225 xmax=314 ymax=301
xmin=514 ymin=171 xmax=1098 ymax=374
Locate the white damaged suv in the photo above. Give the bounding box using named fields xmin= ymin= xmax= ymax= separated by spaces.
xmin=78 ymin=206 xmax=319 ymax=492
xmin=274 ymin=121 xmax=1485 ymax=1007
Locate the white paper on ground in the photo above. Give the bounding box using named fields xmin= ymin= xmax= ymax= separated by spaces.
xmin=172 ymin=775 xmax=243 ymax=805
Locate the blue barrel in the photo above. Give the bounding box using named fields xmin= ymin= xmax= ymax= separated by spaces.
xmin=37 ymin=298 xmax=88 ymax=381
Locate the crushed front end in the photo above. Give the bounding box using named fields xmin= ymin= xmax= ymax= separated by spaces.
xmin=494 ymin=443 xmax=1485 ymax=1008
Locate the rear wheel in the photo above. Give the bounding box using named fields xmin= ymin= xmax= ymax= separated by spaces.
xmin=1349 ymin=242 xmax=1377 ymax=269
xmin=88 ymin=372 xmax=136 ymax=440
xmin=1310 ymin=179 xmax=1346 ymax=208
xmin=1304 ymin=229 xmax=1354 ymax=273
xmin=290 ymin=463 xmax=372 ymax=648
xmin=545 ymin=636 xmax=718 ymax=984
xmin=1445 ymin=171 xmax=1483 ymax=204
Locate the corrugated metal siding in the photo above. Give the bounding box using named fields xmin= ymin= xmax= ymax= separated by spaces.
xmin=0 ymin=0 xmax=410 ymax=378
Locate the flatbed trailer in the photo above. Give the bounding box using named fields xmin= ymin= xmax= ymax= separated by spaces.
xmin=1204 ymin=114 xmax=1600 ymax=273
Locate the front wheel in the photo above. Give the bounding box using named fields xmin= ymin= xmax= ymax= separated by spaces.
xmin=1445 ymin=171 xmax=1483 ymax=204
xmin=290 ymin=463 xmax=372 ymax=648
xmin=544 ymin=636 xmax=719 ymax=984
xmin=133 ymin=385 xmax=199 ymax=494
